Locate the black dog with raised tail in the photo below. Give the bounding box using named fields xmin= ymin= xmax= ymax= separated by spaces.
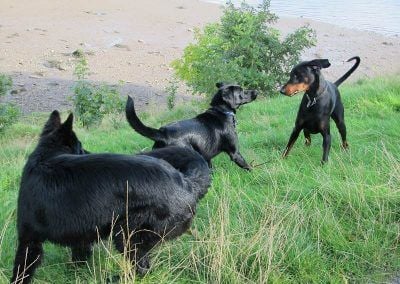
xmin=126 ymin=83 xmax=257 ymax=170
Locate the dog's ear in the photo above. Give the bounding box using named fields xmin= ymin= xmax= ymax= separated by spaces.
xmin=221 ymin=86 xmax=236 ymax=109
xmin=41 ymin=110 xmax=61 ymax=136
xmin=216 ymin=82 xmax=225 ymax=89
xmin=60 ymin=113 xmax=74 ymax=132
xmin=306 ymin=59 xmax=331 ymax=70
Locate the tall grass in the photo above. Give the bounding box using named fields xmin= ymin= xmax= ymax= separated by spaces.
xmin=0 ymin=77 xmax=399 ymax=283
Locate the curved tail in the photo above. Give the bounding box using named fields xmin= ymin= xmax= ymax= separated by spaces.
xmin=334 ymin=56 xmax=361 ymax=86
xmin=141 ymin=146 xmax=211 ymax=200
xmin=125 ymin=96 xmax=165 ymax=142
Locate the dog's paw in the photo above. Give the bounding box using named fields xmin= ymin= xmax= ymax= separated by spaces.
xmin=320 ymin=159 xmax=328 ymax=165
xmin=305 ymin=138 xmax=311 ymax=146
xmin=105 ymin=275 xmax=121 ymax=284
xmin=136 ymin=257 xmax=150 ymax=276
xmin=342 ymin=141 xmax=349 ymax=150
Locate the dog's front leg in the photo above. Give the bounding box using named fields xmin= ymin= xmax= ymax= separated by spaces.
xmin=71 ymin=243 xmax=93 ymax=263
xmin=283 ymin=125 xmax=302 ymax=158
xmin=228 ymin=150 xmax=251 ymax=171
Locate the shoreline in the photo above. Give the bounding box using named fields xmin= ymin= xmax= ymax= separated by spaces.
xmin=0 ymin=0 xmax=399 ymax=113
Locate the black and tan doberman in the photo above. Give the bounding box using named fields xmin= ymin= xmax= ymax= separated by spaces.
xmin=280 ymin=56 xmax=360 ymax=163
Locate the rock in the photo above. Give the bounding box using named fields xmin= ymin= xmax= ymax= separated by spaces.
xmin=31 ymin=71 xmax=45 ymax=78
xmin=10 ymin=87 xmax=26 ymax=95
xmin=72 ymin=49 xmax=84 ymax=58
xmin=113 ymin=44 xmax=131 ymax=51
xmin=44 ymin=60 xmax=67 ymax=71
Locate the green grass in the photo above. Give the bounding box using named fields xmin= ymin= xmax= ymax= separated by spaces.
xmin=1 ymin=77 xmax=400 ymax=283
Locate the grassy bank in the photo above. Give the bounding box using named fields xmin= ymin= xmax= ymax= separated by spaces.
xmin=1 ymin=77 xmax=399 ymax=283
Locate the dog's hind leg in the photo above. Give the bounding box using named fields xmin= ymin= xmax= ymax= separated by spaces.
xmin=331 ymin=103 xmax=348 ymax=149
xmin=11 ymin=240 xmax=43 ymax=284
xmin=303 ymin=129 xmax=311 ymax=146
xmin=113 ymin=224 xmax=157 ymax=276
xmin=71 ymin=243 xmax=92 ymax=263
xmin=321 ymin=128 xmax=332 ymax=163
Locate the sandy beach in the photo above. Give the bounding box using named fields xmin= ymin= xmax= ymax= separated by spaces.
xmin=0 ymin=0 xmax=399 ymax=113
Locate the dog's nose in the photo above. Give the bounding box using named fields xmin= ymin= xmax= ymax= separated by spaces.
xmin=251 ymin=90 xmax=258 ymax=98
xmin=279 ymin=86 xmax=286 ymax=95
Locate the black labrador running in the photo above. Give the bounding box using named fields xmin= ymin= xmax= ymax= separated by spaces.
xmin=125 ymin=83 xmax=257 ymax=170
xmin=280 ymin=56 xmax=360 ymax=163
xmin=11 ymin=111 xmax=211 ymax=284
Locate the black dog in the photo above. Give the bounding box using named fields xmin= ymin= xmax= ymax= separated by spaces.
xmin=125 ymin=83 xmax=257 ymax=170
xmin=11 ymin=111 xmax=210 ymax=284
xmin=279 ymin=56 xmax=360 ymax=163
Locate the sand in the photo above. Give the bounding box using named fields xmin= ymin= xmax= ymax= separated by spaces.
xmin=0 ymin=0 xmax=399 ymax=113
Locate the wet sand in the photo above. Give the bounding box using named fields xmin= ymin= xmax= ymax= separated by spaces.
xmin=0 ymin=0 xmax=399 ymax=113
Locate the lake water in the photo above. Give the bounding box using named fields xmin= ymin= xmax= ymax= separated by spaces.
xmin=203 ymin=0 xmax=400 ymax=36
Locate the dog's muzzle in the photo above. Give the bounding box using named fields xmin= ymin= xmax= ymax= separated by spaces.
xmin=251 ymin=90 xmax=258 ymax=100
xmin=279 ymin=85 xmax=287 ymax=95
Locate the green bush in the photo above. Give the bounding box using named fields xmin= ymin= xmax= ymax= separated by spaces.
xmin=165 ymin=77 xmax=179 ymax=110
xmin=71 ymin=57 xmax=124 ymax=128
xmin=0 ymin=103 xmax=20 ymax=132
xmin=0 ymin=74 xmax=12 ymax=96
xmin=172 ymin=0 xmax=316 ymax=97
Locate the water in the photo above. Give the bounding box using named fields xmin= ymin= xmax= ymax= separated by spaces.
xmin=203 ymin=0 xmax=400 ymax=36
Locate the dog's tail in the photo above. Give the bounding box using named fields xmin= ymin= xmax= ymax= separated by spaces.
xmin=334 ymin=56 xmax=361 ymax=87
xmin=125 ymin=96 xmax=166 ymax=142
xmin=142 ymin=147 xmax=211 ymax=200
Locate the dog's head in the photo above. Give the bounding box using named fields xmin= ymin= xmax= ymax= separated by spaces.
xmin=39 ymin=111 xmax=87 ymax=155
xmin=211 ymin=82 xmax=257 ymax=110
xmin=280 ymin=59 xmax=331 ymax=97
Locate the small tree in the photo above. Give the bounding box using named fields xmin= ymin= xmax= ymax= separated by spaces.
xmin=173 ymin=0 xmax=316 ymax=97
xmin=165 ymin=77 xmax=179 ymax=110
xmin=71 ymin=57 xmax=124 ymax=128
xmin=0 ymin=74 xmax=20 ymax=133
xmin=0 ymin=74 xmax=12 ymax=97
xmin=0 ymin=103 xmax=20 ymax=133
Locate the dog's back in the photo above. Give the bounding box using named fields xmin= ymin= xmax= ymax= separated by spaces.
xmin=18 ymin=153 xmax=198 ymax=243
xmin=141 ymin=146 xmax=211 ymax=200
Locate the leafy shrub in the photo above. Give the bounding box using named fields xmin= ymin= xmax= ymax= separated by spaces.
xmin=165 ymin=77 xmax=179 ymax=110
xmin=0 ymin=103 xmax=20 ymax=132
xmin=0 ymin=74 xmax=12 ymax=96
xmin=71 ymin=57 xmax=124 ymax=128
xmin=172 ymin=0 xmax=316 ymax=97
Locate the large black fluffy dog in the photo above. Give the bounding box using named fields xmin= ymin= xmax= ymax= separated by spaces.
xmin=11 ymin=111 xmax=210 ymax=284
xmin=126 ymin=83 xmax=257 ymax=170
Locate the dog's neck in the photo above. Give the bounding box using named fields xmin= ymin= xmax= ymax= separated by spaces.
xmin=304 ymin=72 xmax=328 ymax=107
xmin=210 ymin=104 xmax=236 ymax=114
xmin=209 ymin=105 xmax=237 ymax=126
